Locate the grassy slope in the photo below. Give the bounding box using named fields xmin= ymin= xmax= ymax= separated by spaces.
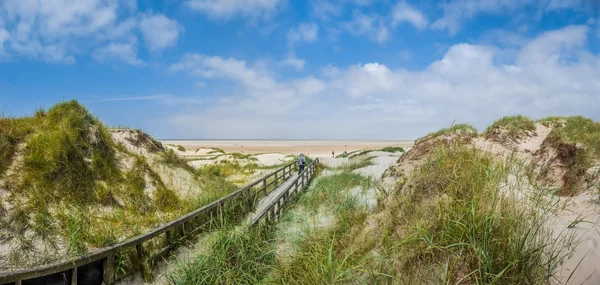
xmin=421 ymin=123 xmax=478 ymax=142
xmin=0 ymin=101 xmax=238 ymax=266
xmin=484 ymin=115 xmax=536 ymax=141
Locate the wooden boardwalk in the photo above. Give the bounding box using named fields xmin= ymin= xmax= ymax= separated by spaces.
xmin=247 ymin=173 xmax=299 ymax=224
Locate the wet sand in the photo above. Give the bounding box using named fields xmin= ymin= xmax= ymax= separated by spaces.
xmin=160 ymin=140 xmax=414 ymax=157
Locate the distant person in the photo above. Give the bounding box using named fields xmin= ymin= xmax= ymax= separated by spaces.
xmin=298 ymin=153 xmax=306 ymax=174
xmin=332 ymin=151 xmax=335 ymax=158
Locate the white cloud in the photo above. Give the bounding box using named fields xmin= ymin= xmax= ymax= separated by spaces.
xmin=281 ymin=55 xmax=306 ymax=70
xmin=164 ymin=25 xmax=600 ymax=139
xmin=431 ymin=0 xmax=584 ymax=35
xmin=139 ymin=14 xmax=181 ymax=53
xmin=312 ymin=1 xmax=342 ymax=21
xmin=0 ymin=0 xmax=180 ymax=63
xmin=344 ymin=11 xmax=388 ymax=43
xmin=184 ymin=0 xmax=281 ymax=19
xmin=0 ymin=29 xmax=9 ymax=55
xmin=398 ymin=49 xmax=412 ymax=61
xmin=287 ymin=22 xmax=319 ymax=44
xmin=92 ymin=42 xmax=144 ymax=66
xmin=392 ymin=1 xmax=428 ymax=30
xmin=170 ymin=53 xmax=325 ymax=120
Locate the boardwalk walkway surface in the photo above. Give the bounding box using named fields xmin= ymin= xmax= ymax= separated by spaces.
xmin=246 ymin=173 xmax=299 ymax=224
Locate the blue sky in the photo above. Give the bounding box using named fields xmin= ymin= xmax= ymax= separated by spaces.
xmin=0 ymin=0 xmax=599 ymax=139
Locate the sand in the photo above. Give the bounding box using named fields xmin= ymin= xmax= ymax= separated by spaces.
xmin=160 ymin=140 xmax=414 ymax=158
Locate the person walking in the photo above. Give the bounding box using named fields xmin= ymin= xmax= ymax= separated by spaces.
xmin=332 ymin=151 xmax=335 ymax=158
xmin=298 ymin=153 xmax=306 ymax=174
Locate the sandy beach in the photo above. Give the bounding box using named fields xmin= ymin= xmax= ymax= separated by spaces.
xmin=159 ymin=140 xmax=414 ymax=157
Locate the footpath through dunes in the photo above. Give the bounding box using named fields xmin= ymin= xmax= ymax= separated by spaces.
xmin=164 ymin=149 xmax=404 ymax=284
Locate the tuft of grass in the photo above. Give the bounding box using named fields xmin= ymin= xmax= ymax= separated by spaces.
xmin=230 ymin=152 xmax=258 ymax=161
xmin=422 ymin=123 xmax=478 ymax=142
xmin=167 ymin=227 xmax=277 ymax=285
xmin=335 ymin=157 xmax=374 ymax=172
xmin=484 ymin=115 xmax=536 ymax=141
xmin=380 ymin=146 xmax=404 ymax=153
xmin=206 ymin=147 xmax=225 ymax=154
xmin=176 ymin=145 xmax=186 ymax=152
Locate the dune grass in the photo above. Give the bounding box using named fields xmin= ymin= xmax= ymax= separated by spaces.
xmin=380 ymin=146 xmax=404 ymax=153
xmin=347 ymin=145 xmax=563 ymax=284
xmin=422 ymin=123 xmax=478 ymax=142
xmin=541 ymin=116 xmax=600 ymax=195
xmin=176 ymin=145 xmax=186 ymax=152
xmin=167 ymin=226 xmax=277 ymax=285
xmin=484 ymin=115 xmax=536 ymax=141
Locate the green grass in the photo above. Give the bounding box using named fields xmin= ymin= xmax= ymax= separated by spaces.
xmin=421 ymin=123 xmax=478 ymax=142
xmin=176 ymin=145 xmax=186 ymax=152
xmin=17 ymin=100 xmax=120 ymax=204
xmin=167 ymin=227 xmax=277 ymax=285
xmin=484 ymin=115 xmax=536 ymax=141
xmin=206 ymin=147 xmax=225 ymax=154
xmin=346 ymin=146 xmax=563 ymax=284
xmin=335 ymin=156 xmax=375 ymax=172
xmin=380 ymin=146 xmax=404 ymax=153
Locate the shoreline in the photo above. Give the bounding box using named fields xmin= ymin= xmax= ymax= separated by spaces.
xmin=160 ymin=140 xmax=414 ymax=157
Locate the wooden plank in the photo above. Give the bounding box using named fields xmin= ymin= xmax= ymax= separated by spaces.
xmin=71 ymin=267 xmax=77 ymax=285
xmin=103 ymin=254 xmax=114 ymax=285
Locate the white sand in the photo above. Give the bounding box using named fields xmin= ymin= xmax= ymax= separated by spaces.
xmin=254 ymin=153 xmax=292 ymax=166
xmin=552 ymin=193 xmax=600 ymax=285
xmin=352 ymin=151 xmax=403 ymax=179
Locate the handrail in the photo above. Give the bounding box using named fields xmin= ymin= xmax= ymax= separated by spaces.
xmin=1 ymin=160 xmax=297 ymax=284
xmin=251 ymin=158 xmax=319 ymax=226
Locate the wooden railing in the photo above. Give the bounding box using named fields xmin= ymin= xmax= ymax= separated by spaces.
xmin=1 ymin=161 xmax=298 ymax=285
xmin=251 ymin=158 xmax=319 ymax=226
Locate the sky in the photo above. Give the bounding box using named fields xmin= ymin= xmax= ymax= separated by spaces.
xmin=0 ymin=0 xmax=599 ymax=140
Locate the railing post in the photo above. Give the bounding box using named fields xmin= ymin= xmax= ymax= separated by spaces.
xmin=103 ymin=253 xmax=115 ymax=285
xmin=275 ymin=172 xmax=278 ymax=186
xmin=71 ymin=267 xmax=78 ymax=285
xmin=262 ymin=178 xmax=267 ymax=196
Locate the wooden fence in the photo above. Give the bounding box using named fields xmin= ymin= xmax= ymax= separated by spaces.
xmin=1 ymin=161 xmax=298 ymax=285
xmin=251 ymin=158 xmax=319 ymax=226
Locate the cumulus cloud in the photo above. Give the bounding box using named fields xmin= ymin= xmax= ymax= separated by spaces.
xmin=431 ymin=0 xmax=584 ymax=35
xmin=0 ymin=0 xmax=180 ymax=63
xmin=163 ymin=25 xmax=600 ymax=139
xmin=0 ymin=29 xmax=9 ymax=55
xmin=185 ymin=0 xmax=281 ymax=19
xmin=287 ymin=22 xmax=319 ymax=45
xmin=391 ymin=1 xmax=428 ymax=30
xmin=92 ymin=42 xmax=144 ymax=66
xmin=343 ymin=11 xmax=388 ymax=43
xmin=280 ymin=54 xmax=306 ymax=70
xmin=139 ymin=13 xmax=182 ymax=53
